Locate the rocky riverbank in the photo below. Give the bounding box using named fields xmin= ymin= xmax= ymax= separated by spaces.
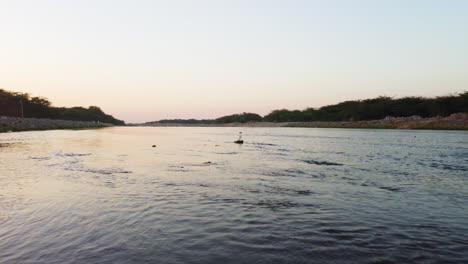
xmin=285 ymin=113 xmax=468 ymax=130
xmin=0 ymin=116 xmax=114 ymax=133
xmin=137 ymin=113 xmax=468 ymax=130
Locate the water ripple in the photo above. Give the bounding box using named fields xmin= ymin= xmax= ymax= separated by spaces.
xmin=0 ymin=127 xmax=467 ymax=264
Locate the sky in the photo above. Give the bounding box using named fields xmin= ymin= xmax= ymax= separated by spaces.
xmin=1 ymin=0 xmax=467 ymax=123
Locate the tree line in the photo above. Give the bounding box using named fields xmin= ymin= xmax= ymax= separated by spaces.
xmin=152 ymin=92 xmax=468 ymax=124
xmin=0 ymin=89 xmax=125 ymax=125
xmin=152 ymin=113 xmax=262 ymax=124
xmin=2 ymin=89 xmax=466 ymax=125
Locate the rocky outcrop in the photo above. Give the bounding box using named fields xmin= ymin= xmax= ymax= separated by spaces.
xmin=0 ymin=116 xmax=113 ymax=132
xmin=286 ymin=113 xmax=468 ymax=130
xmin=445 ymin=113 xmax=468 ymax=121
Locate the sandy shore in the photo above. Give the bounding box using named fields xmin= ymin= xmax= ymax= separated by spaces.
xmin=136 ymin=113 xmax=468 ymax=130
xmin=0 ymin=116 xmax=113 ymax=132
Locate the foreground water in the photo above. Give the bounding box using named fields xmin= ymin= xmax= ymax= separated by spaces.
xmin=0 ymin=127 xmax=467 ymax=264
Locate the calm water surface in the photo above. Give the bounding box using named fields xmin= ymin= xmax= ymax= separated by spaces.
xmin=0 ymin=127 xmax=467 ymax=264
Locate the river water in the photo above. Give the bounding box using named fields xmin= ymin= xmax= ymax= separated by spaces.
xmin=0 ymin=127 xmax=467 ymax=263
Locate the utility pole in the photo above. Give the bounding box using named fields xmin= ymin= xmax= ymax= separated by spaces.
xmin=20 ymin=99 xmax=24 ymax=118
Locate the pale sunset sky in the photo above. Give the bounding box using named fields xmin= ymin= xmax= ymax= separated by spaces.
xmin=1 ymin=0 xmax=467 ymax=122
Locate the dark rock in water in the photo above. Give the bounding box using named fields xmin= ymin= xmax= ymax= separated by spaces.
xmin=303 ymin=160 xmax=342 ymax=166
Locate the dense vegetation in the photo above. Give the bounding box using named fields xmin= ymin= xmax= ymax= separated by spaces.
xmin=0 ymin=89 xmax=125 ymax=125
xmin=149 ymin=113 xmax=268 ymax=124
xmin=151 ymin=92 xmax=467 ymax=124
xmin=214 ymin=113 xmax=262 ymax=123
xmin=157 ymin=119 xmax=214 ymax=124
xmin=3 ymin=88 xmax=466 ymax=125
xmin=153 ymin=112 xmax=262 ymax=124
xmin=263 ymin=92 xmax=468 ymax=122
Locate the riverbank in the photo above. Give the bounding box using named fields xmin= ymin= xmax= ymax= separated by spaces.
xmin=137 ymin=113 xmax=468 ymax=130
xmin=0 ymin=116 xmax=114 ymax=133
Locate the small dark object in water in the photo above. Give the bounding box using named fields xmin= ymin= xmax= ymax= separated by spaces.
xmin=204 ymin=161 xmax=212 ymax=164
xmin=303 ymin=160 xmax=342 ymax=166
xmin=152 ymin=145 xmax=156 ymax=148
xmin=235 ymin=132 xmax=243 ymax=144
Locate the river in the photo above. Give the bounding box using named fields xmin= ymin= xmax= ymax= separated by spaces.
xmin=1 ymin=127 xmax=467 ymax=263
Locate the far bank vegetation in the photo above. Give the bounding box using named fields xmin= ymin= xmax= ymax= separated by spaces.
xmin=147 ymin=92 xmax=468 ymax=124
xmin=0 ymin=89 xmax=125 ymax=125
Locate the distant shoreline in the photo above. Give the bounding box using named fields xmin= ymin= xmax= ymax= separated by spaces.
xmin=0 ymin=116 xmax=113 ymax=133
xmin=2 ymin=114 xmax=467 ymax=133
xmin=132 ymin=113 xmax=468 ymax=130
